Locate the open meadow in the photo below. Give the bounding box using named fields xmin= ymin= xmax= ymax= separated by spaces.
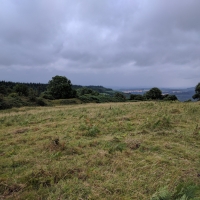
xmin=0 ymin=101 xmax=200 ymax=199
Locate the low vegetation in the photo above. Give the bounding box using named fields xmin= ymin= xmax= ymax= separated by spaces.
xmin=0 ymin=77 xmax=126 ymax=110
xmin=1 ymin=101 xmax=200 ymax=199
xmin=0 ymin=78 xmax=180 ymax=110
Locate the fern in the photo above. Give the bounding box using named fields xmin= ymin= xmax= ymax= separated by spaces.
xmin=151 ymin=184 xmax=199 ymax=200
xmin=151 ymin=186 xmax=171 ymax=200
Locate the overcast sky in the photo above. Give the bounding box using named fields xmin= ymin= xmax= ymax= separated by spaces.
xmin=0 ymin=0 xmax=200 ymax=88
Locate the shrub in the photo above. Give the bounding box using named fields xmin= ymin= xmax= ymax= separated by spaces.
xmin=14 ymin=84 xmax=29 ymax=96
xmin=60 ymin=99 xmax=77 ymax=105
xmin=0 ymin=94 xmax=4 ymax=101
xmin=0 ymin=98 xmax=12 ymax=110
xmin=86 ymin=125 xmax=100 ymax=137
xmin=76 ymin=87 xmax=99 ymax=96
xmin=114 ymin=92 xmax=126 ymax=101
xmin=36 ymin=98 xmax=46 ymax=106
xmin=130 ymin=94 xmax=144 ymax=101
xmin=40 ymin=92 xmax=55 ymax=100
xmin=163 ymin=94 xmax=178 ymax=101
xmin=184 ymin=99 xmax=192 ymax=102
xmin=8 ymin=93 xmax=19 ymax=98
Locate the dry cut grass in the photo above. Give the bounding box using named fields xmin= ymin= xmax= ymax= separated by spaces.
xmin=0 ymin=101 xmax=200 ymax=199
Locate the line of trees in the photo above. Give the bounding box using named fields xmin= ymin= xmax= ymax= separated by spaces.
xmin=0 ymin=76 xmax=199 ymax=110
xmin=129 ymin=87 xmax=178 ymax=101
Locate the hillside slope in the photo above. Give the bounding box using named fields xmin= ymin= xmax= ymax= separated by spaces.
xmin=0 ymin=102 xmax=200 ymax=199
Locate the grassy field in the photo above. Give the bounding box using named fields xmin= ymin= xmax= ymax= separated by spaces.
xmin=0 ymin=101 xmax=200 ymax=199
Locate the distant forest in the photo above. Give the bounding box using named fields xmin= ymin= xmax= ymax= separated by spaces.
xmin=0 ymin=78 xmax=125 ymax=110
xmin=0 ymin=81 xmax=48 ymax=95
xmin=0 ymin=80 xmax=113 ymax=96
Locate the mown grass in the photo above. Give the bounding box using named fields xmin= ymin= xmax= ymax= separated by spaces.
xmin=0 ymin=101 xmax=200 ymax=199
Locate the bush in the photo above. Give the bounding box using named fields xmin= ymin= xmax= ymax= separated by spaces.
xmin=184 ymin=99 xmax=192 ymax=102
xmin=8 ymin=93 xmax=19 ymax=98
xmin=7 ymin=96 xmax=28 ymax=107
xmin=0 ymin=94 xmax=4 ymax=101
xmin=28 ymin=88 xmax=37 ymax=101
xmin=0 ymin=85 xmax=7 ymax=95
xmin=130 ymin=94 xmax=144 ymax=101
xmin=60 ymin=99 xmax=77 ymax=105
xmin=114 ymin=92 xmax=126 ymax=101
xmin=40 ymin=92 xmax=55 ymax=100
xmin=76 ymin=87 xmax=99 ymax=96
xmin=14 ymin=84 xmax=29 ymax=96
xmin=163 ymin=94 xmax=178 ymax=101
xmin=78 ymin=94 xmax=122 ymax=103
xmin=36 ymin=98 xmax=46 ymax=106
xmin=86 ymin=125 xmax=100 ymax=137
xmin=0 ymin=98 xmax=12 ymax=110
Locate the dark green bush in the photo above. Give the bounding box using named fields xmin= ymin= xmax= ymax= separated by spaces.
xmin=60 ymin=99 xmax=77 ymax=105
xmin=36 ymin=98 xmax=46 ymax=106
xmin=40 ymin=92 xmax=55 ymax=100
xmin=163 ymin=94 xmax=178 ymax=101
xmin=0 ymin=98 xmax=12 ymax=110
xmin=114 ymin=92 xmax=126 ymax=101
xmin=78 ymin=94 xmax=122 ymax=103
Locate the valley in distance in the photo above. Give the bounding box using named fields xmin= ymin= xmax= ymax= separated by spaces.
xmin=119 ymin=87 xmax=195 ymax=102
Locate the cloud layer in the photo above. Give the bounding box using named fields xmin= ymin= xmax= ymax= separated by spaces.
xmin=0 ymin=0 xmax=200 ymax=87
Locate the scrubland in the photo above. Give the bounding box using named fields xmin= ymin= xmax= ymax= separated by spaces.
xmin=0 ymin=101 xmax=200 ymax=199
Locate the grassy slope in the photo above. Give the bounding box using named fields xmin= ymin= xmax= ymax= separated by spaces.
xmin=0 ymin=102 xmax=200 ymax=199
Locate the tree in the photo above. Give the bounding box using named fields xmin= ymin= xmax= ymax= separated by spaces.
xmin=14 ymin=84 xmax=29 ymax=96
xmin=145 ymin=87 xmax=162 ymax=100
xmin=130 ymin=94 xmax=138 ymax=100
xmin=114 ymin=92 xmax=126 ymax=101
xmin=0 ymin=85 xmax=7 ymax=95
xmin=76 ymin=87 xmax=99 ymax=96
xmin=47 ymin=75 xmax=74 ymax=99
xmin=130 ymin=94 xmax=144 ymax=101
xmin=163 ymin=94 xmax=178 ymax=101
xmin=192 ymin=83 xmax=200 ymax=101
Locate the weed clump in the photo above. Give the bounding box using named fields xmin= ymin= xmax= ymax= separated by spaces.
xmin=104 ymin=137 xmax=127 ymax=154
xmin=125 ymin=139 xmax=141 ymax=150
xmin=151 ymin=183 xmax=199 ymax=200
xmin=193 ymin=124 xmax=200 ymax=137
xmin=79 ymin=123 xmax=100 ymax=137
xmin=142 ymin=115 xmax=172 ymax=130
xmin=86 ymin=125 xmax=100 ymax=137
xmin=0 ymin=182 xmax=25 ymax=198
xmin=44 ymin=138 xmax=66 ymax=151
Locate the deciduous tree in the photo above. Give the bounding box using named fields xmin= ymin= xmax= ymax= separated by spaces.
xmin=47 ymin=75 xmax=74 ymax=99
xmin=145 ymin=87 xmax=162 ymax=100
xmin=192 ymin=82 xmax=200 ymax=101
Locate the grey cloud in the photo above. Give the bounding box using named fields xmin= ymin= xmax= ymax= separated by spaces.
xmin=0 ymin=0 xmax=200 ymax=87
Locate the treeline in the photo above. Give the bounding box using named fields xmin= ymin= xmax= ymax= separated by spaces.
xmin=129 ymin=87 xmax=178 ymax=101
xmin=0 ymin=81 xmax=114 ymax=97
xmin=0 ymin=76 xmax=126 ymax=109
xmin=3 ymin=75 xmax=197 ymax=110
xmin=0 ymin=81 xmax=47 ymax=96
